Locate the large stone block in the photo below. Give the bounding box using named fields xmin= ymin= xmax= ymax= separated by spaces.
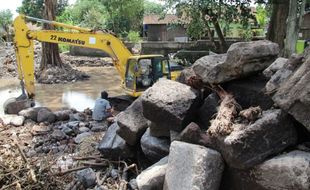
xmin=149 ymin=121 xmax=170 ymax=138
xmin=116 ymin=97 xmax=148 ymax=145
xmin=3 ymin=97 xmax=33 ymax=114
xmin=263 ymin=57 xmax=288 ymax=78
xmin=18 ymin=107 xmax=43 ymax=122
xmin=265 ymin=55 xmax=302 ymax=94
xmin=221 ymin=151 xmax=310 ymax=190
xmin=193 ymin=40 xmax=279 ymax=84
xmin=98 ymin=123 xmax=134 ymax=159
xmin=141 ymin=79 xmax=200 ymax=132
xmin=198 ymin=93 xmax=219 ymax=129
xmin=141 ymin=128 xmax=170 ymax=162
xmin=273 ymin=57 xmax=310 ymax=132
xmin=164 ymin=141 xmax=224 ymax=190
xmin=209 ymin=109 xmax=297 ymax=169
xmin=136 ymin=156 xmax=168 ymax=190
xmin=1 ymin=115 xmax=25 ymax=126
xmin=37 ymin=108 xmax=56 ymax=123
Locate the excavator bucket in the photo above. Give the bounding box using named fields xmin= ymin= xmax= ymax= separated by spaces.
xmin=3 ymin=95 xmax=34 ymax=114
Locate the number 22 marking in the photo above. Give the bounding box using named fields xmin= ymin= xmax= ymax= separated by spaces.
xmin=50 ymin=35 xmax=57 ymax=40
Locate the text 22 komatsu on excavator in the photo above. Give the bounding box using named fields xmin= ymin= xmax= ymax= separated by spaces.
xmin=4 ymin=15 xmax=183 ymax=113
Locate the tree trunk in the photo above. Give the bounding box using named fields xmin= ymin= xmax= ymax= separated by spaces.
xmin=205 ymin=21 xmax=217 ymax=51
xmin=212 ymin=19 xmax=227 ymax=53
xmin=40 ymin=0 xmax=62 ymax=70
xmin=266 ymin=0 xmax=289 ymax=52
xmin=284 ymin=0 xmax=306 ymax=57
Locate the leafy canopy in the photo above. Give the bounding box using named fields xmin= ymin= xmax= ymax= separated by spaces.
xmin=166 ymin=0 xmax=254 ymax=39
xmin=144 ymin=0 xmax=165 ymax=15
xmin=0 ymin=9 xmax=13 ymax=29
xmin=17 ymin=0 xmax=68 ymax=18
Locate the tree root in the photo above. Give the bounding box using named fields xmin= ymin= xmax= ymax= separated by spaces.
xmin=208 ymin=85 xmax=241 ymax=137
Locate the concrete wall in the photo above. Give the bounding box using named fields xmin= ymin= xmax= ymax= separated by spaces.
xmin=69 ymin=39 xmax=242 ymax=57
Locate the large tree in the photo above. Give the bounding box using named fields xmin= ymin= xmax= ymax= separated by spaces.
xmin=101 ymin=0 xmax=144 ymax=35
xmin=284 ymin=0 xmax=306 ymax=57
xmin=17 ymin=0 xmax=68 ymax=18
xmin=144 ymin=0 xmax=165 ymax=15
xmin=167 ymin=0 xmax=253 ymax=52
xmin=40 ymin=0 xmax=63 ymax=70
xmin=266 ymin=0 xmax=289 ymax=52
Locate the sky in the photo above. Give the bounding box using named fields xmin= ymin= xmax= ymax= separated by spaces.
xmin=0 ymin=0 xmax=76 ymax=18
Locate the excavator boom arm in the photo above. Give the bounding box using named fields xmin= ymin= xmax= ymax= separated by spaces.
xmin=13 ymin=15 xmax=132 ymax=98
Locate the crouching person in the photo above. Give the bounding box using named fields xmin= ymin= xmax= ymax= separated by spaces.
xmin=92 ymin=91 xmax=114 ymax=123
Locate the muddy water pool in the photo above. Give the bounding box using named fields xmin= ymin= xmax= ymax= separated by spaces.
xmin=0 ymin=66 xmax=123 ymax=115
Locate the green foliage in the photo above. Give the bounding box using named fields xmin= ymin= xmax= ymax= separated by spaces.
xmin=0 ymin=9 xmax=13 ymax=41
xmin=166 ymin=0 xmax=254 ymax=39
xmin=0 ymin=9 xmax=13 ymax=28
xmin=59 ymin=44 xmax=70 ymax=52
xmin=102 ymin=0 xmax=144 ymax=34
xmin=57 ymin=0 xmax=144 ymax=35
xmin=186 ymin=11 xmax=206 ymax=40
xmin=255 ymin=5 xmax=267 ymax=28
xmin=144 ymin=0 xmax=164 ymax=15
xmin=238 ymin=26 xmax=253 ymax=41
xmin=127 ymin=30 xmax=141 ymax=43
xmin=17 ymin=0 xmax=68 ymax=18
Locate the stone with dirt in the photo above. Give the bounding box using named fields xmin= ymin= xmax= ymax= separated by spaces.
xmin=142 ymin=79 xmax=200 ymax=132
xmin=193 ymin=40 xmax=279 ymax=84
xmin=265 ymin=54 xmax=303 ymax=94
xmin=178 ymin=122 xmax=210 ymax=146
xmin=141 ymin=128 xmax=170 ymax=162
xmin=208 ymin=109 xmax=298 ymax=169
xmin=164 ymin=141 xmax=224 ymax=190
xmin=169 ymin=130 xmax=180 ymax=142
xmin=116 ymin=97 xmax=149 ymax=145
xmin=37 ymin=107 xmax=56 ymax=123
xmin=198 ymin=93 xmax=219 ymax=129
xmin=148 ymin=121 xmax=170 ymax=138
xmin=74 ymin=132 xmax=92 ymax=144
xmin=76 ymin=168 xmax=97 ymax=188
xmin=177 ymin=66 xmax=197 ymax=84
xmin=272 ymin=57 xmax=310 ymax=132
xmin=1 ymin=114 xmax=25 ymax=126
xmin=18 ymin=107 xmax=44 ymax=122
xmin=98 ymin=123 xmax=134 ymax=159
xmin=32 ymin=124 xmax=52 ymax=135
xmin=54 ymin=109 xmax=72 ymax=121
xmin=35 ymin=64 xmax=90 ymax=84
xmin=51 ymin=129 xmax=67 ymax=141
xmin=136 ymin=156 xmax=168 ymax=190
xmin=222 ymin=150 xmax=310 ymax=190
xmin=263 ymin=57 xmax=288 ymax=78
xmin=3 ymin=97 xmax=33 ymax=114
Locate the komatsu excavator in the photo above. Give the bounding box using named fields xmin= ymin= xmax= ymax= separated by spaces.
xmin=4 ymin=15 xmax=183 ymax=113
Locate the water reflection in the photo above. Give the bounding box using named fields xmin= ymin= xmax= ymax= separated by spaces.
xmin=62 ymin=91 xmax=95 ymax=111
xmin=0 ymin=66 xmax=123 ymax=115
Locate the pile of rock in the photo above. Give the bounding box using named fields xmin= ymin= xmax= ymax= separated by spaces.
xmin=61 ymin=53 xmax=113 ymax=67
xmin=0 ymin=107 xmax=107 ymax=156
xmin=0 ymin=43 xmax=42 ymax=78
xmin=97 ymin=40 xmax=310 ymax=190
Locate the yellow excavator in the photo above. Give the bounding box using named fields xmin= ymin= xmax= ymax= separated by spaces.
xmin=4 ymin=15 xmax=183 ymax=113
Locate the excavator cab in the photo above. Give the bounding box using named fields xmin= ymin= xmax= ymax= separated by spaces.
xmin=124 ymin=55 xmax=173 ymax=96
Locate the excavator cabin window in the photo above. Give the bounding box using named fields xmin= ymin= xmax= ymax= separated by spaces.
xmin=125 ymin=57 xmax=171 ymax=92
